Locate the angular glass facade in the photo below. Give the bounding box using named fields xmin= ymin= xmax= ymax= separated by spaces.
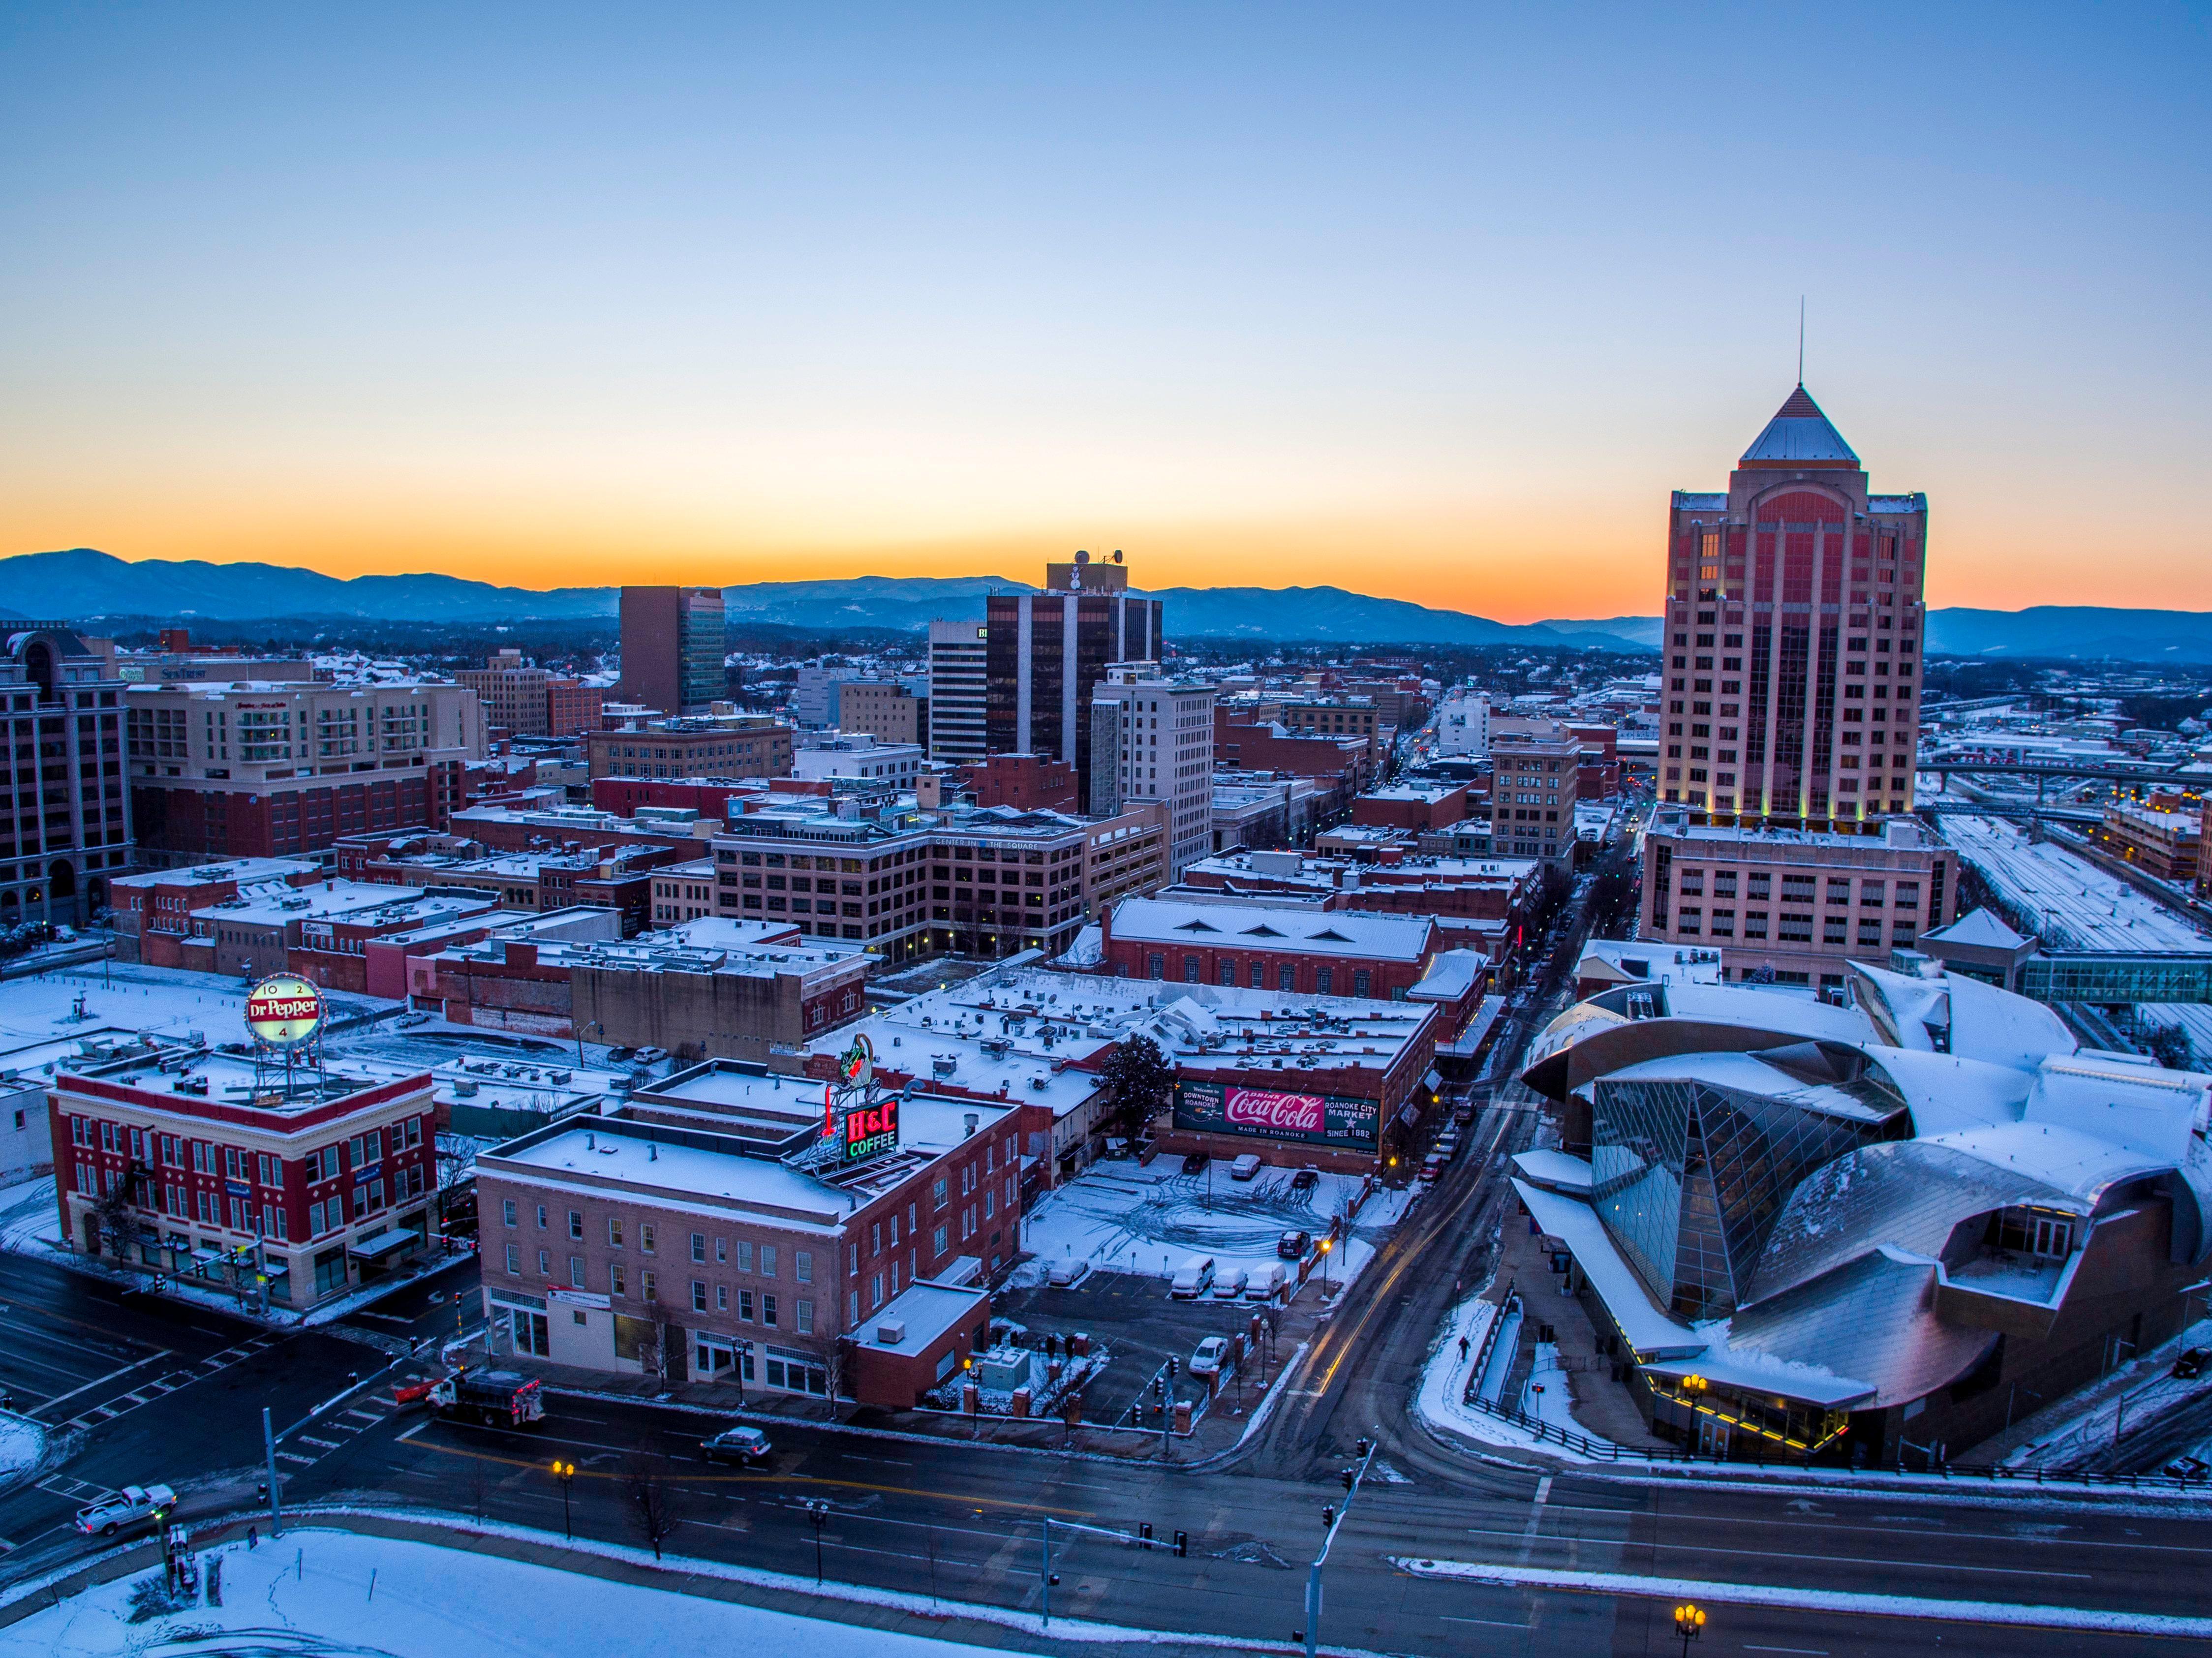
xmin=1591 ymin=1077 xmax=1885 ymax=1318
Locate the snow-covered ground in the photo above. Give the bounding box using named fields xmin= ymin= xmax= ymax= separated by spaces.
xmin=1412 ymin=1293 xmax=1631 ymax=1462
xmin=0 ymin=1410 xmax=43 ymax=1479
xmin=0 ymin=1175 xmax=61 ymax=1255
xmin=2 ymin=1527 xmax=1021 ymax=1658
xmin=1999 ymin=1313 xmax=2212 ymax=1471
xmin=1937 ymin=815 xmax=2212 ymax=952
xmin=1010 ymin=1160 xmax=1409 ymax=1291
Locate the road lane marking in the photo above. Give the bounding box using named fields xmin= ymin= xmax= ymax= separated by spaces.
xmin=28 ymin=1351 xmax=172 ymax=1417
xmin=1441 ymin=1616 xmax=1525 ymax=1629
xmin=1516 ymin=1475 xmax=1552 ymax=1564
xmin=403 ymin=1429 xmax=1095 ymax=1515
xmin=1745 ymin=1648 xmax=1828 ymax=1655
xmin=1395 ymin=1558 xmax=2202 ymax=1638
xmin=275 ymin=1452 xmax=316 ymax=1466
xmin=1545 ymin=1500 xmax=2212 ymax=1560
xmin=1456 ymin=1523 xmax=2091 ymax=1580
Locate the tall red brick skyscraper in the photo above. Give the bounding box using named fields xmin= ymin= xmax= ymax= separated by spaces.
xmin=1661 ymin=387 xmax=1926 ymax=831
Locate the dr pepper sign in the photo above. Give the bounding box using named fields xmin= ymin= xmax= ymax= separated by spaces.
xmin=246 ymin=973 xmax=325 ymax=1047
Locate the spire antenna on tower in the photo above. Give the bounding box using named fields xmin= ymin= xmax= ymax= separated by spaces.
xmin=1797 ymin=297 xmax=1806 ymax=386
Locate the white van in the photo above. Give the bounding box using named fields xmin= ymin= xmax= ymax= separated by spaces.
xmin=1244 ymin=1261 xmax=1288 ymax=1303
xmin=1229 ymin=1153 xmax=1263 ymax=1181
xmin=1211 ymin=1266 xmax=1249 ymax=1300
xmin=1169 ymin=1255 xmax=1217 ymax=1299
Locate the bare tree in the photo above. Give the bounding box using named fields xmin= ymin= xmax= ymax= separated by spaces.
xmin=92 ymin=1162 xmax=151 ymax=1262
xmin=624 ymin=1462 xmax=679 ymax=1561
xmin=823 ymin=1335 xmax=858 ymax=1416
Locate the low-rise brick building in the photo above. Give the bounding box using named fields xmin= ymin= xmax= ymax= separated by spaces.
xmin=53 ymin=1047 xmax=439 ymax=1307
xmin=473 ymin=1070 xmax=1020 ymax=1405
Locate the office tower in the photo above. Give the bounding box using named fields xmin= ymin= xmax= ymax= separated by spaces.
xmin=985 ymin=552 xmax=1165 ymax=806
xmin=125 ymin=680 xmax=483 ymax=865
xmin=1662 ymin=387 xmax=1926 ymax=830
xmin=1090 ymin=664 xmax=1217 ymax=877
xmin=1 ymin=626 xmax=132 ymax=926
xmin=927 ymin=621 xmax=988 ymax=763
xmin=618 ymin=585 xmax=725 ymax=718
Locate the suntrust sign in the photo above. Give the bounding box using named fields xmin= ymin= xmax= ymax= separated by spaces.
xmin=1173 ymin=1079 xmax=1379 ymax=1151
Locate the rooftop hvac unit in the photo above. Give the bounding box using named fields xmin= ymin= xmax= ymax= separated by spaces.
xmin=876 ymin=1318 xmax=907 ymax=1344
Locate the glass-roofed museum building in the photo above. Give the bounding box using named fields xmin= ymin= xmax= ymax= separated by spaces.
xmin=1515 ymin=952 xmax=2212 ymax=1462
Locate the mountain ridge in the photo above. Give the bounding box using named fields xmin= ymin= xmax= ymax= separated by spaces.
xmin=9 ymin=550 xmax=2212 ymax=660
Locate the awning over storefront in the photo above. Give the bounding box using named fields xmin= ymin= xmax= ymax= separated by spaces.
xmin=347 ymin=1228 xmax=417 ymax=1260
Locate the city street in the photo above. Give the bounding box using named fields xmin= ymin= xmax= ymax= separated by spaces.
xmin=7 ymin=880 xmax=2212 ymax=1654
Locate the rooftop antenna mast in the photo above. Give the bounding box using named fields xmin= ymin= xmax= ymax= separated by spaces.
xmin=1797 ymin=297 xmax=1806 ymax=386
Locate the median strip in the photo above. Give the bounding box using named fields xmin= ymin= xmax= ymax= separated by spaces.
xmin=1390 ymin=1556 xmax=2212 ymax=1640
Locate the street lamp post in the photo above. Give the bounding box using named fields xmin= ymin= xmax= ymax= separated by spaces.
xmin=806 ymin=1499 xmax=830 ymax=1582
xmin=551 ymin=1459 xmax=575 ymax=1539
xmin=577 ymin=1020 xmax=603 ymax=1068
xmin=1673 ymin=1602 xmax=1706 ymax=1655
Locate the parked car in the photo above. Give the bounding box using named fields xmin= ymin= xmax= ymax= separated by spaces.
xmin=1278 ymin=1229 xmax=1311 ymax=1259
xmin=1418 ymin=1159 xmax=1444 ymax=1184
xmin=633 ymin=1046 xmax=669 ymax=1066
xmin=607 ymin=1045 xmax=637 ymax=1062
xmin=1211 ymin=1266 xmax=1250 ymax=1300
xmin=1189 ymin=1336 xmax=1232 ymax=1378
xmin=1229 ymin=1153 xmax=1263 ymax=1181
xmin=1181 ymin=1151 xmax=1210 ymax=1175
xmin=2175 ymin=1348 xmax=2210 ymax=1380
xmin=701 ymin=1425 xmax=773 ymax=1465
xmin=1245 ymin=1262 xmax=1288 ymax=1302
xmin=1170 ymin=1255 xmax=1217 ymax=1298
xmin=1290 ymin=1167 xmax=1321 ymax=1193
xmin=1452 ymin=1107 xmax=1475 ymax=1128
xmin=75 ymin=1484 xmax=177 ymax=1538
xmin=1046 ymin=1257 xmax=1092 ymax=1289
xmin=397 ymin=1010 xmax=432 ymax=1028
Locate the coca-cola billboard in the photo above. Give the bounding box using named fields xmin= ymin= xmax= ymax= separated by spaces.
xmin=1174 ymin=1080 xmax=1380 ymax=1151
xmin=1225 ymin=1088 xmax=1324 ymax=1134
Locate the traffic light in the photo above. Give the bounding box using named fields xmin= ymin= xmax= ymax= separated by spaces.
xmin=1340 ymin=1467 xmax=1356 ymax=1493
xmin=1354 ymin=1437 xmax=1372 ymax=1459
xmin=1173 ymin=1529 xmax=1189 ymax=1558
xmin=1167 ymin=1356 xmax=1179 ymax=1379
xmin=1138 ymin=1522 xmax=1154 ymax=1549
xmin=1321 ymin=1504 xmax=1336 ymax=1530
xmin=1152 ymin=1373 xmax=1166 ymax=1399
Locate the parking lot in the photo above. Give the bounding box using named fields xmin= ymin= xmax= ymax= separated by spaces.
xmin=994 ymin=1268 xmax=1293 ymax=1426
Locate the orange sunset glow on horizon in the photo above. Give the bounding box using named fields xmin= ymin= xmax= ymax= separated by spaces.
xmin=2 ymin=8 xmax=2206 ymax=624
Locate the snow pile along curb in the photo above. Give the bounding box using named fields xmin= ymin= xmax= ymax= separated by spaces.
xmin=1391 ymin=1556 xmax=2212 ymax=1640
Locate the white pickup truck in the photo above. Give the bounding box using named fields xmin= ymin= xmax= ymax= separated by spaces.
xmin=75 ymin=1483 xmax=177 ymax=1537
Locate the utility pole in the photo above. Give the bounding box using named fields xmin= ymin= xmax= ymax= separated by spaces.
xmin=262 ymin=1406 xmax=283 ymax=1537
xmin=1040 ymin=1516 xmax=1060 ymax=1625
xmin=1303 ymin=1432 xmax=1378 ymax=1658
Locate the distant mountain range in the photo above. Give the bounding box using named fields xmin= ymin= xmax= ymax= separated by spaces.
xmin=8 ymin=549 xmax=2212 ymax=661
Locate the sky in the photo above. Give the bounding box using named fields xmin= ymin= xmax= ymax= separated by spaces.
xmin=2 ymin=4 xmax=2207 ymax=622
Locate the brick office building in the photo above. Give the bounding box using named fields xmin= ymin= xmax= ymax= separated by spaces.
xmin=1351 ymin=783 xmax=1470 ymax=834
xmin=112 ymin=858 xmax=321 ymax=967
xmin=473 ymin=1071 xmax=1021 ymax=1404
xmin=2 ymin=625 xmax=133 ymax=927
xmin=53 ymin=1048 xmax=440 ymax=1307
xmin=1100 ymin=895 xmax=1444 ymax=1000
xmin=1639 ymin=806 xmax=1958 ymax=989
xmin=587 ymin=717 xmax=792 ymax=782
xmin=1662 ymin=386 xmax=1926 ymax=829
xmin=414 ymin=919 xmax=868 ymax=1057
xmin=457 ymin=649 xmax=605 ymax=739
xmin=126 ymin=680 xmax=483 ymax=866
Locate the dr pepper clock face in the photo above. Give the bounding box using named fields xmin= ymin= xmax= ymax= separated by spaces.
xmin=246 ymin=973 xmax=325 ymax=1048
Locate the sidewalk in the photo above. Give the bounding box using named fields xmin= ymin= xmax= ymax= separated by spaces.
xmin=473 ymin=1323 xmax=1307 ymax=1462
xmin=1486 ymin=1207 xmax=1667 ymax=1450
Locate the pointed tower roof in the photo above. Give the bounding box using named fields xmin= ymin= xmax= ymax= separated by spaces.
xmin=1739 ymin=386 xmax=1860 ymax=468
